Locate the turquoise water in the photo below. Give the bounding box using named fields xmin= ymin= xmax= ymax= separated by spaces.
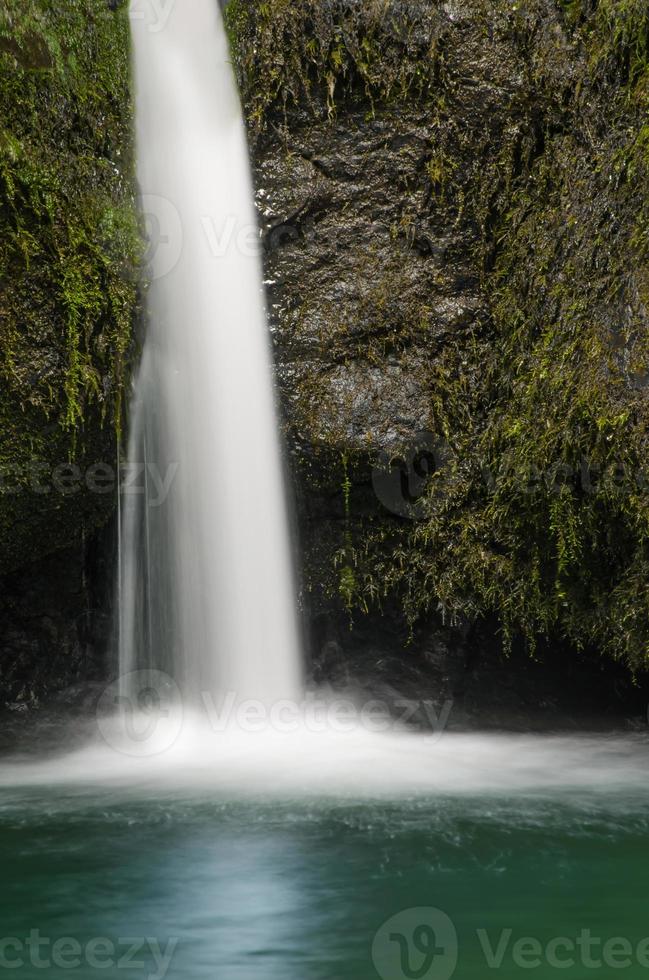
xmin=1 ymin=774 xmax=649 ymax=979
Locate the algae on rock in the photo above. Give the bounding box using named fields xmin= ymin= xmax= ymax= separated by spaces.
xmin=0 ymin=0 xmax=138 ymax=574
xmin=230 ymin=0 xmax=649 ymax=673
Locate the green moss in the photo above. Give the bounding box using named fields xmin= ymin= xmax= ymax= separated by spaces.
xmin=225 ymin=0 xmax=440 ymax=136
xmin=0 ymin=0 xmax=138 ymax=570
xmin=380 ymin=77 xmax=649 ymax=668
xmin=336 ymin=453 xmax=357 ymax=613
xmin=593 ymin=0 xmax=649 ymax=86
xmin=224 ymin=0 xmax=250 ymax=62
xmin=0 ymin=0 xmax=138 ymax=436
xmin=266 ymin=0 xmax=649 ymax=673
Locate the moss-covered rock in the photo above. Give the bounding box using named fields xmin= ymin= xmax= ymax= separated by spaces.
xmin=225 ymin=0 xmax=439 ymax=132
xmin=3 ymin=0 xmax=649 ymax=707
xmin=0 ymin=0 xmax=138 ymax=575
xmin=231 ymin=0 xmax=649 ymax=674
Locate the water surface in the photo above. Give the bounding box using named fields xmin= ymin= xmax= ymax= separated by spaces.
xmin=1 ymin=730 xmax=648 ymax=979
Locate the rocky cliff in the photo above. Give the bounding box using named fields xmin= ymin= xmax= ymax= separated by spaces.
xmin=227 ymin=0 xmax=649 ymax=711
xmin=1 ymin=0 xmax=649 ymax=720
xmin=0 ymin=0 xmax=136 ymax=703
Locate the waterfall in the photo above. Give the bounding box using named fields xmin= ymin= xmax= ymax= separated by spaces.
xmin=118 ymin=0 xmax=302 ymax=711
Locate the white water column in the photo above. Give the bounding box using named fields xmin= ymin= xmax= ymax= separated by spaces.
xmin=119 ymin=0 xmax=302 ymax=707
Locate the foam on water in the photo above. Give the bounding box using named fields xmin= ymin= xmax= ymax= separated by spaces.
xmin=0 ymin=717 xmax=647 ymax=801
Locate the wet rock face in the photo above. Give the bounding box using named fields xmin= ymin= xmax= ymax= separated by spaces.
xmin=0 ymin=522 xmax=115 ymax=710
xmin=246 ymin=1 xmax=537 ymax=657
xmin=250 ymin=0 xmax=528 ymax=449
xmin=0 ymin=0 xmax=137 ymax=577
xmin=1 ymin=0 xmax=649 ymax=716
xmin=239 ymin=0 xmax=649 ymax=679
xmin=257 ymin=109 xmax=473 ymax=447
xmin=0 ymin=1 xmax=136 ymax=704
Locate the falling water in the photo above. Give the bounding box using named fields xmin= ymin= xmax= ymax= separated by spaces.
xmin=118 ymin=0 xmax=302 ymax=708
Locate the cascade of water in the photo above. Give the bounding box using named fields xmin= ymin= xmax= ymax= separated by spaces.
xmin=119 ymin=0 xmax=302 ymax=709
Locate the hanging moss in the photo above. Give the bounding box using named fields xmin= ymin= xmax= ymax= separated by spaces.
xmin=245 ymin=0 xmax=649 ymax=673
xmin=225 ymin=0 xmax=440 ymax=135
xmin=0 ymin=0 xmax=138 ymax=572
xmin=365 ymin=2 xmax=649 ymax=671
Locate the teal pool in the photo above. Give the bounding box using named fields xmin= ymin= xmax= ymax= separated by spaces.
xmin=1 ymin=732 xmax=648 ymax=979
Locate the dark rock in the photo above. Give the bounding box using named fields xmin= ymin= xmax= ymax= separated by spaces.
xmin=3 ymin=0 xmax=649 ymax=729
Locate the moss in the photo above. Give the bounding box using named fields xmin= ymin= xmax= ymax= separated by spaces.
xmin=226 ymin=0 xmax=440 ymax=136
xmin=255 ymin=0 xmax=649 ymax=673
xmin=336 ymin=452 xmax=357 ymax=612
xmin=592 ymin=0 xmax=649 ymax=87
xmin=0 ymin=0 xmax=138 ymax=571
xmin=363 ymin=4 xmax=649 ymax=671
